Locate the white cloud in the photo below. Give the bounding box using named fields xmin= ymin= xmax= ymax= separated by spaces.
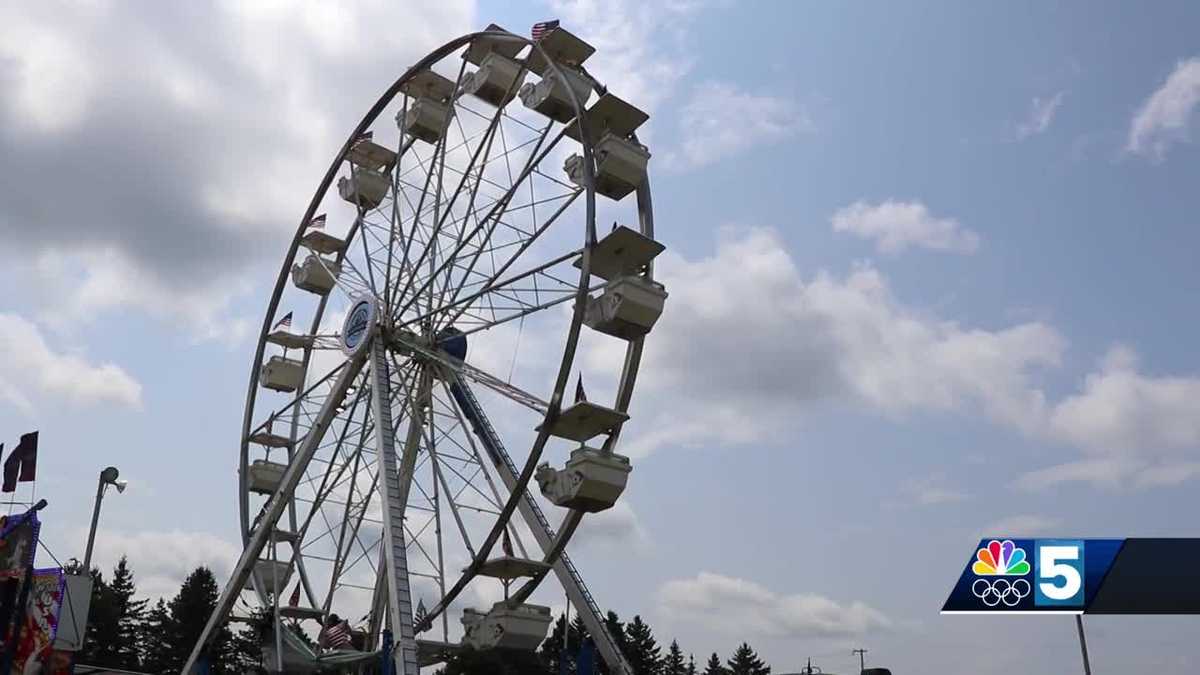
xmin=657 ymin=571 xmax=890 ymax=638
xmin=1127 ymin=57 xmax=1200 ymax=160
xmin=32 ymin=248 xmax=253 ymax=343
xmin=549 ymin=0 xmax=697 ymax=117
xmin=668 ymin=81 xmax=813 ymax=169
xmin=983 ymin=514 xmax=1063 ymax=537
xmin=615 ymin=227 xmax=1058 ymax=457
xmin=0 ymin=312 xmax=142 ymax=412
xmin=1014 ymin=458 xmax=1137 ymax=491
xmin=831 ymin=200 xmax=981 ymax=255
xmin=589 ymin=227 xmax=1200 ymax=491
xmin=1048 ymin=346 xmax=1200 ymax=452
xmin=1017 ymin=90 xmax=1065 ymax=139
xmin=1017 ymin=346 xmax=1200 ymax=489
xmin=571 ymin=501 xmax=649 ymax=552
xmin=0 ymin=1 xmax=474 ymax=334
xmin=903 ymin=473 xmax=967 ymax=505
xmin=82 ymin=528 xmax=241 ymax=602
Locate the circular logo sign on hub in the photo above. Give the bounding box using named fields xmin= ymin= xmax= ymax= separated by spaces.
xmin=341 ymin=296 xmax=377 ymax=356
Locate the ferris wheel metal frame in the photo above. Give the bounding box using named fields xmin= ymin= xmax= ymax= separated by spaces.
xmin=184 ymin=24 xmax=666 ymax=675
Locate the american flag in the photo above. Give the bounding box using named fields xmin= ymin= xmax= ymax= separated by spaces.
xmin=575 ymin=374 xmax=587 ymax=404
xmin=321 ymin=620 xmax=353 ymax=649
xmin=352 ymin=130 xmax=373 ymax=147
xmin=309 ymin=213 xmax=326 ymax=230
xmin=287 ymin=583 xmax=301 ymax=607
xmin=273 ymin=311 xmax=293 ymax=331
xmin=531 ymin=19 xmax=559 ymax=41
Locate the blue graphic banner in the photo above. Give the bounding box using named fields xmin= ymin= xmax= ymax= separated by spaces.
xmin=942 ymin=538 xmax=1200 ymax=614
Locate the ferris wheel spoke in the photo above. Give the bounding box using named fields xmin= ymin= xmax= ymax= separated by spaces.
xmin=386 ymin=331 xmax=549 ymax=413
xmin=433 ymin=190 xmax=582 ymax=328
xmin=390 ymin=99 xmax=509 ymax=318
xmin=390 ymin=121 xmax=565 ymax=326
xmin=427 ymin=399 xmax=509 ymax=515
xmin=247 ymin=360 xmax=349 ymax=448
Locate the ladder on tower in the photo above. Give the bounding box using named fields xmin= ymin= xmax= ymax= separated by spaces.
xmin=371 ymin=342 xmax=420 ymax=675
xmin=449 ymin=377 xmax=633 ymax=675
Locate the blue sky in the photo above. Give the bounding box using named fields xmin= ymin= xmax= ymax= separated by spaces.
xmin=2 ymin=1 xmax=1200 ymax=673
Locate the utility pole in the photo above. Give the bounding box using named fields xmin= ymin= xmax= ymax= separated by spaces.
xmin=852 ymin=648 xmax=868 ymax=673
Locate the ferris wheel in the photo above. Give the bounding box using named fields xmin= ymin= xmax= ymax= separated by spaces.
xmin=185 ymin=23 xmax=667 ymax=675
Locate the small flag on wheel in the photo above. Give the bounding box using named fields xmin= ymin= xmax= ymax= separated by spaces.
xmin=575 ymin=375 xmax=587 ymax=404
xmin=308 ymin=213 xmax=326 ymax=230
xmin=531 ymin=19 xmax=559 ymax=41
xmin=352 ymin=130 xmax=373 ymax=147
xmin=273 ymin=311 xmax=293 ymax=331
xmin=288 ymin=582 xmax=301 ymax=607
xmin=2 ymin=432 xmax=38 ymax=493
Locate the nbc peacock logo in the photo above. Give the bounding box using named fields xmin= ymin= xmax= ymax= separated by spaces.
xmin=973 ymin=539 xmax=1031 ymax=576
xmin=970 ymin=539 xmax=1032 ymax=607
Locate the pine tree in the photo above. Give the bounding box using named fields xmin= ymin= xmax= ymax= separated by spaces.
xmin=703 ymin=652 xmax=726 ymax=675
xmin=598 ymin=610 xmax=627 ymax=675
xmin=688 ymin=654 xmax=698 ymax=675
xmin=166 ymin=566 xmax=237 ymax=673
xmin=664 ymin=640 xmax=687 ymax=675
xmin=623 ymin=615 xmax=662 ymax=675
xmin=726 ymin=643 xmax=769 ymax=675
xmin=81 ymin=568 xmax=120 ymax=666
xmin=109 ymin=556 xmax=147 ymax=669
xmin=140 ymin=598 xmax=176 ymax=674
xmin=571 ymin=613 xmax=589 ymax=643
xmin=541 ymin=612 xmax=585 ymax=674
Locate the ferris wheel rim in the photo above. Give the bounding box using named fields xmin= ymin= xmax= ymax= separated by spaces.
xmin=234 ymin=27 xmax=654 ymax=645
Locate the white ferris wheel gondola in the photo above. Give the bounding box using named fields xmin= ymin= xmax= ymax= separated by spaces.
xmin=184 ymin=23 xmax=667 ymax=675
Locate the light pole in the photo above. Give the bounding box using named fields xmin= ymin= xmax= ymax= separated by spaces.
xmin=82 ymin=466 xmax=126 ymax=570
xmin=1075 ymin=615 xmax=1092 ymax=675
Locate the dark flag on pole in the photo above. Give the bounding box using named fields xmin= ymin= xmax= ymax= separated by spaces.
xmin=2 ymin=432 xmax=37 ymax=493
xmin=531 ymin=19 xmax=560 ymax=41
xmin=575 ymin=375 xmax=587 ymax=404
xmin=502 ymin=527 xmax=515 ymax=558
xmin=288 ymin=583 xmax=301 ymax=608
xmin=415 ymin=598 xmax=428 ymax=624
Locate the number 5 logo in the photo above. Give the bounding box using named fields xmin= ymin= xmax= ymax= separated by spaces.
xmin=1035 ymin=540 xmax=1085 ymax=607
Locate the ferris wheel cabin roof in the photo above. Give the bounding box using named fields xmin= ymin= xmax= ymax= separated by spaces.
xmin=462 ymin=24 xmax=524 ymax=66
xmin=527 ymin=25 xmax=595 ymax=75
xmin=344 ymin=139 xmax=397 ymax=172
xmin=474 ymin=555 xmax=552 ymax=581
xmin=565 ymin=92 xmax=649 ymax=145
xmin=538 ymin=400 xmax=629 ymax=442
xmin=400 ymin=69 xmax=457 ymax=102
xmin=300 ymin=229 xmax=346 ymax=256
xmin=574 ymin=225 xmax=665 ymax=281
xmin=265 ymin=329 xmax=313 ymax=350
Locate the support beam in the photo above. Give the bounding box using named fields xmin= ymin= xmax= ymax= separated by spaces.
xmin=447 ymin=377 xmax=633 ymax=675
xmin=371 ymin=341 xmax=425 ymax=675
xmin=182 ymin=357 xmax=365 ymax=674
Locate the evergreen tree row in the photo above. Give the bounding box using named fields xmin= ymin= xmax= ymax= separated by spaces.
xmin=77 ymin=556 xmax=776 ymax=675
xmin=78 ymin=558 xmax=254 ymax=673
